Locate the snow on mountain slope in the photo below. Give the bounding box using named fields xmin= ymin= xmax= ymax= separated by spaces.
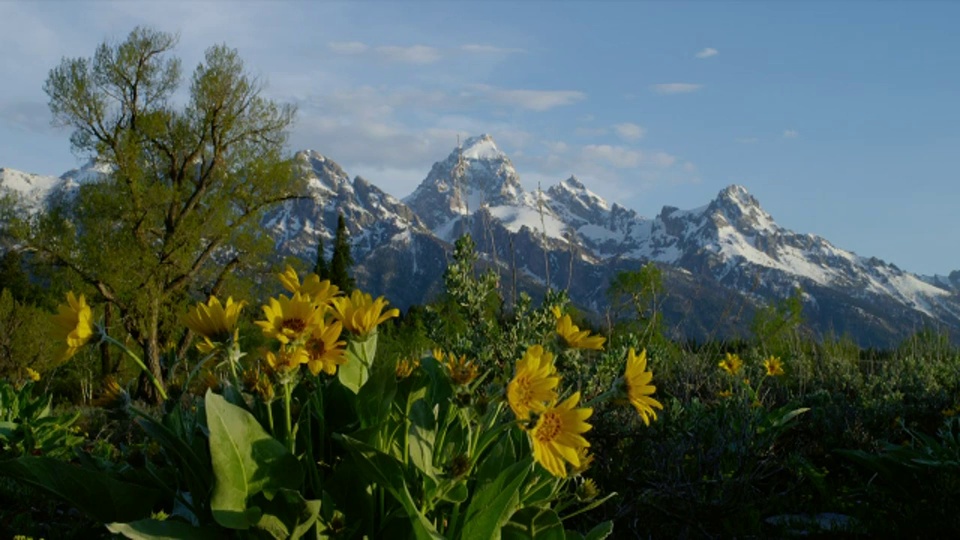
xmin=0 ymin=168 xmax=61 ymax=212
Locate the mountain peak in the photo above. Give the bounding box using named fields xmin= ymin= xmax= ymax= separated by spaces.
xmin=561 ymin=175 xmax=585 ymax=190
xmin=460 ymin=133 xmax=504 ymax=161
xmin=715 ymin=184 xmax=760 ymax=209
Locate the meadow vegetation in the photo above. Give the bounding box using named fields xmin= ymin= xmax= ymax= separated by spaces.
xmin=2 ymin=26 xmax=960 ymax=540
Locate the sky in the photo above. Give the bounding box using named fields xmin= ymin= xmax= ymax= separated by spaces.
xmin=1 ymin=1 xmax=958 ymax=276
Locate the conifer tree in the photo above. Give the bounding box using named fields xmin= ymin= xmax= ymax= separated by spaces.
xmin=329 ymin=213 xmax=355 ymax=291
xmin=314 ymin=233 xmax=329 ymax=279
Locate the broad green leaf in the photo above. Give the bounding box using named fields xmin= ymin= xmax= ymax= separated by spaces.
xmin=339 ymin=332 xmax=377 ymax=393
xmin=106 ymin=519 xmax=220 ymax=539
xmin=583 ymin=520 xmax=614 ymax=540
xmin=205 ymin=390 xmax=302 ymax=529
xmin=461 ymin=458 xmax=532 ymax=540
xmin=0 ymin=456 xmax=161 ymax=523
xmin=336 ymin=434 xmax=443 ymax=539
xmin=503 ymin=507 xmax=564 ymax=540
xmin=254 ymin=488 xmax=322 ymax=540
xmin=356 ymin=352 xmax=397 ymax=428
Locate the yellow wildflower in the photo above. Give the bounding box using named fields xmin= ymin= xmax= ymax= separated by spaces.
xmin=718 ymin=390 xmax=733 ymax=398
xmin=718 ymin=353 xmax=743 ymax=375
xmin=242 ymin=367 xmax=275 ymax=401
xmin=256 ymin=293 xmax=321 ymax=345
xmin=51 ymin=292 xmax=94 ymax=361
xmin=396 ymin=357 xmax=420 ymax=379
xmin=184 ymin=296 xmax=245 ymax=352
xmin=432 ymin=347 xmax=444 ymax=361
xmin=278 ymin=266 xmax=340 ymax=307
xmin=443 ymin=353 xmax=479 ymax=386
xmin=330 ymin=290 xmax=399 ymax=337
xmin=24 ymin=367 xmax=41 ymax=382
xmin=623 ymin=348 xmax=663 ymax=426
xmin=553 ymin=307 xmax=605 ymax=350
xmin=265 ymin=347 xmax=310 ymax=375
xmin=764 ymin=356 xmax=785 ymax=377
xmin=304 ymin=319 xmax=348 ymax=376
xmin=507 ymin=345 xmax=560 ymax=421
xmin=530 ymin=392 xmax=592 ymax=478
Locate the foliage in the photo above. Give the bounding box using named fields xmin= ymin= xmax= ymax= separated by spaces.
xmin=0 ymin=379 xmax=83 ymax=459
xmin=10 ymin=27 xmax=300 ymax=402
xmin=329 ymin=214 xmax=355 ymax=292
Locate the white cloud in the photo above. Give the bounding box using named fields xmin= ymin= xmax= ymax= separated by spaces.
xmin=472 ymin=85 xmax=586 ymax=111
xmin=461 ymin=44 xmax=525 ymax=54
xmin=328 ymin=41 xmax=368 ymax=54
xmin=614 ymin=122 xmax=646 ymax=141
xmin=695 ymin=47 xmax=718 ymax=59
xmin=374 ymin=45 xmax=442 ymax=64
xmin=783 ymin=129 xmax=799 ymax=138
xmin=651 ymin=83 xmax=703 ymax=95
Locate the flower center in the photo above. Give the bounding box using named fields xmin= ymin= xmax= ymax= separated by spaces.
xmin=282 ymin=318 xmax=307 ymax=334
xmin=307 ymin=338 xmax=326 ymax=357
xmin=535 ymin=411 xmax=562 ymax=443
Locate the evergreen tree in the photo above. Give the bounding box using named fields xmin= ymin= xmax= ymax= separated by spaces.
xmin=314 ymin=233 xmax=329 ymax=279
xmin=15 ymin=27 xmax=300 ymax=402
xmin=329 ymin=213 xmax=355 ymax=291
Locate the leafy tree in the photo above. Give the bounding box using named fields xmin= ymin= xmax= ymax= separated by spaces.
xmin=607 ymin=262 xmax=665 ymax=342
xmin=751 ymin=286 xmax=805 ymax=356
xmin=329 ymin=213 xmax=355 ymax=291
xmin=14 ymin=27 xmax=299 ymax=402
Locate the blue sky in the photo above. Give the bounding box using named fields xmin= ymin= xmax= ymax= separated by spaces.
xmin=1 ymin=1 xmax=958 ymax=275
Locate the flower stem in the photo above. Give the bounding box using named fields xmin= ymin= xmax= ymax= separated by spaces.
xmin=283 ymin=380 xmax=295 ymax=454
xmin=100 ymin=331 xmax=168 ymax=401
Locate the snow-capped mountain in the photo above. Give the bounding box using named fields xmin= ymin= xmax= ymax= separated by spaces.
xmin=4 ymin=135 xmax=959 ymax=346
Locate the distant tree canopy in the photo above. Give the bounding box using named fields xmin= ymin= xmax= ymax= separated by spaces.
xmin=13 ymin=26 xmax=301 ymax=401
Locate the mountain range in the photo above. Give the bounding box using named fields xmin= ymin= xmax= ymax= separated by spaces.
xmin=3 ymin=134 xmax=959 ymax=347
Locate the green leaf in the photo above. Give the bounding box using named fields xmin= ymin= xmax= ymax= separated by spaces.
xmin=205 ymin=390 xmax=302 ymax=529
xmin=336 ymin=434 xmax=443 ymax=539
xmin=503 ymin=507 xmax=565 ymax=540
xmin=106 ymin=519 xmax=220 ymax=539
xmin=0 ymin=456 xmax=161 ymax=523
xmin=254 ymin=489 xmax=322 ymax=540
xmin=133 ymin=410 xmax=212 ymax=516
xmin=461 ymin=458 xmax=532 ymax=540
xmin=339 ymin=332 xmax=377 ymax=393
xmin=582 ymin=520 xmax=614 ymax=540
xmin=356 ymin=351 xmax=397 ymax=428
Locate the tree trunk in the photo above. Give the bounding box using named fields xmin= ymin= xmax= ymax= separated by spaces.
xmin=100 ymin=302 xmax=116 ymax=377
xmin=136 ymin=297 xmax=166 ymax=404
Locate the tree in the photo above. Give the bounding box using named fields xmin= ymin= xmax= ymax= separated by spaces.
xmin=314 ymin=233 xmax=329 ymax=280
xmin=329 ymin=213 xmax=355 ymax=291
xmin=607 ymin=262 xmax=665 ymax=342
xmin=20 ymin=27 xmax=300 ymax=402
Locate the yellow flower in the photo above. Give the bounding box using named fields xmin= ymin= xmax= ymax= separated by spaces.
xmin=51 ymin=291 xmax=94 ymax=361
xmin=443 ymin=353 xmax=479 ymax=386
xmin=431 ymin=347 xmax=444 ymax=361
xmin=764 ymin=356 xmax=785 ymax=377
xmin=623 ymin=348 xmax=663 ymax=426
xmin=265 ymin=347 xmax=310 ymax=375
xmin=718 ymin=353 xmax=743 ymax=375
xmin=718 ymin=390 xmax=733 ymax=398
xmin=24 ymin=367 xmax=41 ymax=382
xmin=330 ymin=289 xmax=399 ymax=337
xmin=396 ymin=357 xmax=420 ymax=379
xmin=571 ymin=446 xmax=594 ymax=475
xmin=256 ymin=293 xmax=321 ymax=345
xmin=507 ymin=345 xmax=560 ymax=421
xmin=92 ymin=376 xmax=128 ymax=408
xmin=577 ymin=478 xmax=600 ymax=501
xmin=242 ymin=367 xmax=275 ymax=401
xmin=304 ymin=319 xmax=348 ymax=376
xmin=278 ymin=266 xmax=340 ymax=307
xmin=530 ymin=392 xmax=592 ymax=478
xmin=184 ymin=296 xmax=245 ymax=351
xmin=553 ymin=308 xmax=605 ymax=350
